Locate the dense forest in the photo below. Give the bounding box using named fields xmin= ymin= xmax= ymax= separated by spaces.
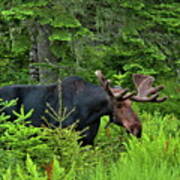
xmin=0 ymin=0 xmax=179 ymax=179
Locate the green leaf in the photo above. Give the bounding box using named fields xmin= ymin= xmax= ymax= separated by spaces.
xmin=13 ymin=106 xmax=34 ymax=123
xmin=11 ymin=34 xmax=31 ymax=55
xmin=16 ymin=165 xmax=26 ymax=180
xmin=49 ymin=30 xmax=72 ymax=41
xmin=123 ymin=64 xmax=144 ymax=71
xmin=50 ymin=14 xmax=81 ymax=28
xmin=26 ymin=154 xmax=39 ymax=177
xmin=51 ymin=157 xmax=64 ymax=180
xmin=2 ymin=167 xmax=12 ymax=180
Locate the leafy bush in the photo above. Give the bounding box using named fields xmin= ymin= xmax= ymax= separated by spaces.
xmin=0 ymin=100 xmax=105 ymax=179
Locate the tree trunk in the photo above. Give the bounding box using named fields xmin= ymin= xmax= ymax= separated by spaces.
xmin=28 ymin=23 xmax=40 ymax=82
xmin=28 ymin=23 xmax=59 ymax=84
xmin=36 ymin=24 xmax=58 ymax=83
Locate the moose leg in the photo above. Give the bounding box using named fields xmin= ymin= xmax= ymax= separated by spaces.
xmin=79 ymin=120 xmax=100 ymax=146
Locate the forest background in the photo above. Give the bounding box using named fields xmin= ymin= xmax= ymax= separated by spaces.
xmin=0 ymin=0 xmax=179 ymax=179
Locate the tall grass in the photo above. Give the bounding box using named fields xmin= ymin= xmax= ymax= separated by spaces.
xmin=78 ymin=112 xmax=180 ymax=180
xmin=1 ymin=106 xmax=179 ymax=179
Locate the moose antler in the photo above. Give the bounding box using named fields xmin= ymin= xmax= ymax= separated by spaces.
xmin=95 ymin=71 xmax=167 ymax=102
xmin=95 ymin=70 xmax=135 ymax=100
xmin=131 ymin=74 xmax=168 ymax=102
xmin=95 ymin=70 xmax=114 ymax=97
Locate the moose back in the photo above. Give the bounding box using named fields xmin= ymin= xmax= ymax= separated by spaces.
xmin=0 ymin=71 xmax=167 ymax=145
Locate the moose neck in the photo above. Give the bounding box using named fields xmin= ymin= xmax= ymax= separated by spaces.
xmin=61 ymin=80 xmax=113 ymax=129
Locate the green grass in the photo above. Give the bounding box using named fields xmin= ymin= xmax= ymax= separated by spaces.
xmin=77 ymin=112 xmax=180 ymax=180
xmin=1 ymin=109 xmax=180 ymax=179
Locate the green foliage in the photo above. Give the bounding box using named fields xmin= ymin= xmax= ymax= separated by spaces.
xmin=110 ymin=113 xmax=180 ymax=180
xmin=0 ymin=100 xmax=103 ymax=178
xmin=78 ymin=113 xmax=180 ymax=180
xmin=0 ymin=0 xmax=179 ymax=84
xmin=136 ymin=78 xmax=180 ymax=117
xmin=0 ymin=1 xmax=179 ymax=179
xmin=1 ymin=104 xmax=179 ymax=179
xmin=3 ymin=154 xmax=47 ymax=180
xmin=0 ymin=91 xmax=178 ymax=175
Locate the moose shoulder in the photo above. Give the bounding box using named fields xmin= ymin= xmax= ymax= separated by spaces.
xmin=0 ymin=71 xmax=167 ymax=146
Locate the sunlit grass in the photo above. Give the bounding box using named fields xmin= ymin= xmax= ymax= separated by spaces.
xmin=1 ymin=111 xmax=180 ymax=179
xmin=78 ymin=112 xmax=180 ymax=180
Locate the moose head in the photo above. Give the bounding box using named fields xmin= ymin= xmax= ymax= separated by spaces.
xmin=95 ymin=71 xmax=167 ymax=138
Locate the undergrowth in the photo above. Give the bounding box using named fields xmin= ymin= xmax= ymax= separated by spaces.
xmin=0 ymin=100 xmax=179 ymax=179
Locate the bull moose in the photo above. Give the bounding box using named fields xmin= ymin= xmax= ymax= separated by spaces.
xmin=0 ymin=71 xmax=167 ymax=145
